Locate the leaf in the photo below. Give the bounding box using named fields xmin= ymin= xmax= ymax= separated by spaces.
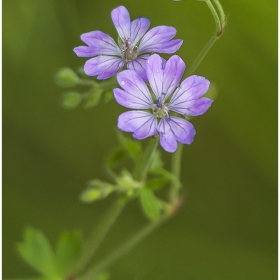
xmin=106 ymin=146 xmax=128 ymax=168
xmin=103 ymin=90 xmax=114 ymax=103
xmin=17 ymin=228 xmax=55 ymax=277
xmin=95 ymin=271 xmax=110 ymax=280
xmin=150 ymin=168 xmax=182 ymax=188
xmin=116 ymin=130 xmax=141 ymax=159
xmin=149 ymin=150 xmax=163 ymax=170
xmin=139 ymin=188 xmax=161 ymax=220
xmin=54 ymin=231 xmax=83 ymax=277
xmin=55 ymin=68 xmax=79 ymax=88
xmin=61 ymin=91 xmax=81 ymax=109
xmin=145 ymin=177 xmax=169 ymax=191
xmin=84 ymin=89 xmax=102 ymax=109
xmin=80 ymin=180 xmax=115 ymax=203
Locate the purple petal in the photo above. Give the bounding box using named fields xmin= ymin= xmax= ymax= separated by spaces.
xmin=162 ymin=55 xmax=186 ymax=98
xmin=114 ymin=70 xmax=153 ymax=109
xmin=169 ymin=75 xmax=212 ymax=115
xmin=127 ymin=55 xmax=149 ymax=81
xmin=111 ymin=6 xmax=131 ymax=40
xmin=146 ymin=54 xmax=165 ymax=99
xmin=137 ymin=26 xmax=183 ymax=54
xmin=84 ymin=56 xmax=124 ymax=80
xmin=118 ymin=111 xmax=157 ymax=139
xmin=130 ymin=17 xmax=150 ymax=45
xmin=157 ymin=116 xmax=196 ymax=152
xmin=74 ymin=31 xmax=121 ymax=57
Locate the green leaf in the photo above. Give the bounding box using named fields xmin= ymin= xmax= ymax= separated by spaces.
xmin=84 ymin=89 xmax=102 ymax=109
xmin=103 ymin=90 xmax=114 ymax=103
xmin=54 ymin=231 xmax=82 ymax=277
xmin=55 ymin=68 xmax=79 ymax=88
xmin=17 ymin=228 xmax=55 ymax=277
xmin=139 ymin=188 xmax=161 ymax=220
xmin=149 ymin=150 xmax=163 ymax=170
xmin=145 ymin=177 xmax=168 ymax=191
xmin=80 ymin=180 xmax=115 ymax=203
xmin=150 ymin=168 xmax=182 ymax=188
xmin=106 ymin=146 xmax=128 ymax=168
xmin=116 ymin=130 xmax=141 ymax=159
xmin=61 ymin=91 xmax=81 ymax=109
xmin=95 ymin=272 xmax=110 ymax=280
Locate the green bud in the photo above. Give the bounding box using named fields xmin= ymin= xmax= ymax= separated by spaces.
xmin=61 ymin=91 xmax=81 ymax=109
xmin=84 ymin=89 xmax=102 ymax=109
xmin=55 ymin=68 xmax=79 ymax=88
xmin=80 ymin=180 xmax=115 ymax=203
xmin=116 ymin=170 xmax=143 ymax=191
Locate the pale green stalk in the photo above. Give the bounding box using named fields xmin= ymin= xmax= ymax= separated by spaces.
xmin=172 ymin=0 xmax=226 ymax=200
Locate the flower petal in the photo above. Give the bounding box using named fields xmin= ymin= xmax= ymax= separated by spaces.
xmin=157 ymin=116 xmax=196 ymax=152
xmin=127 ymin=55 xmax=149 ymax=81
xmin=111 ymin=6 xmax=131 ymax=40
xmin=162 ymin=55 xmax=186 ymax=98
xmin=118 ymin=111 xmax=157 ymax=139
xmin=146 ymin=54 xmax=165 ymax=99
xmin=84 ymin=56 xmax=124 ymax=80
xmin=74 ymin=31 xmax=121 ymax=57
xmin=130 ymin=17 xmax=150 ymax=45
xmin=137 ymin=26 xmax=183 ymax=54
xmin=114 ymin=70 xmax=153 ymax=109
xmin=169 ymin=75 xmax=212 ymax=115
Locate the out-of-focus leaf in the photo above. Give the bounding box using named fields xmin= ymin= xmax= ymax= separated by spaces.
xmin=103 ymin=90 xmax=114 ymax=103
xmin=17 ymin=228 xmax=55 ymax=278
xmin=106 ymin=146 xmax=128 ymax=168
xmin=95 ymin=271 xmax=110 ymax=280
xmin=150 ymin=168 xmax=182 ymax=188
xmin=55 ymin=231 xmax=82 ymax=277
xmin=84 ymin=89 xmax=102 ymax=109
xmin=80 ymin=180 xmax=115 ymax=203
xmin=116 ymin=130 xmax=141 ymax=159
xmin=116 ymin=170 xmax=142 ymax=191
xmin=139 ymin=188 xmax=161 ymax=220
xmin=61 ymin=91 xmax=81 ymax=109
xmin=55 ymin=68 xmax=79 ymax=88
xmin=149 ymin=150 xmax=163 ymax=170
xmin=145 ymin=177 xmax=169 ymax=191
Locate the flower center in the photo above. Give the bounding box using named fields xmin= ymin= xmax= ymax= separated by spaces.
xmin=153 ymin=94 xmax=169 ymax=118
xmin=121 ymin=38 xmax=137 ymax=62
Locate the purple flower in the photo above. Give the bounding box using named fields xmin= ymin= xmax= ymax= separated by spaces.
xmin=74 ymin=6 xmax=183 ymax=80
xmin=113 ymin=54 xmax=213 ymax=153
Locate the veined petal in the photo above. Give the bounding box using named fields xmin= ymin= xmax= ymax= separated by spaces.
xmin=118 ymin=111 xmax=157 ymax=139
xmin=84 ymin=56 xmax=124 ymax=80
xmin=169 ymin=75 xmax=212 ymax=115
xmin=74 ymin=31 xmax=121 ymax=57
xmin=111 ymin=6 xmax=131 ymax=40
xmin=162 ymin=55 xmax=186 ymax=98
xmin=114 ymin=70 xmax=153 ymax=109
xmin=157 ymin=116 xmax=196 ymax=152
xmin=146 ymin=54 xmax=165 ymax=99
xmin=127 ymin=55 xmax=149 ymax=81
xmin=130 ymin=17 xmax=150 ymax=45
xmin=137 ymin=26 xmax=183 ymax=54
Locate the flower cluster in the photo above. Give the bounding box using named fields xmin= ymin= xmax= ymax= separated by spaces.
xmin=74 ymin=6 xmax=213 ymax=152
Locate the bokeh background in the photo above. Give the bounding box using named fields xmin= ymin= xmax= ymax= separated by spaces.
xmin=3 ymin=0 xmax=277 ymax=279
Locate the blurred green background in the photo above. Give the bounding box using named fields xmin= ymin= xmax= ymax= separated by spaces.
xmin=3 ymin=0 xmax=277 ymax=279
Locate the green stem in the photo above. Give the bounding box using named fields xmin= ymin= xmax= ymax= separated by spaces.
xmin=171 ymin=0 xmax=226 ymax=200
xmin=83 ymin=214 xmax=170 ymax=279
xmin=71 ymin=199 xmax=125 ymax=276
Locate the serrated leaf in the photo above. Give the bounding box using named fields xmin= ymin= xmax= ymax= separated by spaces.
xmin=116 ymin=130 xmax=141 ymax=159
xmin=139 ymin=188 xmax=161 ymax=220
xmin=17 ymin=228 xmax=55 ymax=277
xmin=55 ymin=231 xmax=83 ymax=277
xmin=80 ymin=180 xmax=115 ymax=203
xmin=145 ymin=177 xmax=168 ymax=191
